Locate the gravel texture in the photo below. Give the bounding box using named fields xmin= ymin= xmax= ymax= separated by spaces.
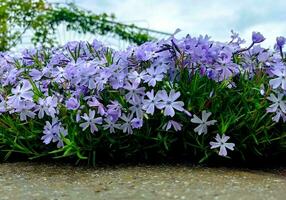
xmin=0 ymin=162 xmax=286 ymax=200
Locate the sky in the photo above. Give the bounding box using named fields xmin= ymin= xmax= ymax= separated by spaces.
xmin=52 ymin=0 xmax=286 ymax=48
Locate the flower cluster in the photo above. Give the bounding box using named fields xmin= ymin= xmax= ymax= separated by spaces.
xmin=0 ymin=31 xmax=286 ymax=160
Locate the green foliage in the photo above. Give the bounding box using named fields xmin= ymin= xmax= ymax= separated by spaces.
xmin=1 ymin=52 xmax=285 ymax=165
xmin=0 ymin=0 xmax=47 ymax=51
xmin=0 ymin=0 xmax=154 ymax=51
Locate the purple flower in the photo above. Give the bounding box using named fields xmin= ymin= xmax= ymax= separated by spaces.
xmin=131 ymin=118 xmax=143 ymax=129
xmin=143 ymin=66 xmax=165 ymax=87
xmin=191 ymin=110 xmax=217 ymax=135
xmin=215 ymin=63 xmax=238 ymax=81
xmin=156 ymin=90 xmax=184 ymax=117
xmin=272 ymin=109 xmax=286 ymax=122
xmin=210 ymin=134 xmax=235 ymax=157
xmin=109 ymin=71 xmax=126 ymax=89
xmin=269 ymin=67 xmax=286 ymax=90
xmin=128 ymin=71 xmax=147 ymax=83
xmin=252 ymin=32 xmax=265 ymax=43
xmin=94 ymin=69 xmax=112 ymax=91
xmin=14 ymin=101 xmax=36 ymax=121
xmin=79 ymin=64 xmax=98 ymax=89
xmin=87 ymin=97 xmax=106 ymax=116
xmin=142 ymin=89 xmax=160 ymax=115
xmin=65 ymin=97 xmax=80 ymax=110
xmin=120 ymin=113 xmax=133 ymax=134
xmin=266 ymin=93 xmax=286 ymax=113
xmin=51 ymin=66 xmax=65 ymax=84
xmin=8 ymin=80 xmax=34 ymax=106
xmin=29 ymin=69 xmax=42 ymax=81
xmin=76 ymin=109 xmax=82 ymax=122
xmin=162 ymin=120 xmax=182 ymax=132
xmin=41 ymin=118 xmax=68 ymax=148
xmin=36 ymin=96 xmax=58 ymax=119
xmin=103 ymin=118 xmax=120 ymax=133
xmin=128 ymin=96 xmax=144 ymax=118
xmin=106 ymin=101 xmax=122 ymax=122
xmin=80 ymin=110 xmax=103 ymax=133
xmin=0 ymin=96 xmax=6 ymax=114
xmin=276 ymin=36 xmax=286 ymax=48
xmin=124 ymin=81 xmax=145 ymax=103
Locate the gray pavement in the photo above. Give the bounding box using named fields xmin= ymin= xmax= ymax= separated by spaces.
xmin=0 ymin=162 xmax=286 ymax=200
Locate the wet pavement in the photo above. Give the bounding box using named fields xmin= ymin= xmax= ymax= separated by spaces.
xmin=0 ymin=162 xmax=285 ymax=200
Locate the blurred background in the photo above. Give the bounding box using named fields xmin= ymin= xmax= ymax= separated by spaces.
xmin=1 ymin=0 xmax=285 ymax=51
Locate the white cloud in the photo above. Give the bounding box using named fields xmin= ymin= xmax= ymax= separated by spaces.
xmin=50 ymin=0 xmax=286 ymax=46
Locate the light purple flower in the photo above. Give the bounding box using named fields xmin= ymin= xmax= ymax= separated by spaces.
xmin=36 ymin=96 xmax=58 ymax=118
xmin=94 ymin=69 xmax=112 ymax=91
xmin=143 ymin=66 xmax=165 ymax=87
xmin=0 ymin=95 xmax=7 ymax=113
xmin=106 ymin=101 xmax=122 ymax=122
xmin=131 ymin=118 xmax=143 ymax=129
xmin=272 ymin=109 xmax=286 ymax=122
xmin=266 ymin=93 xmax=286 ymax=113
xmin=210 ymin=134 xmax=235 ymax=157
xmin=52 ymin=66 xmax=65 ymax=84
xmin=191 ymin=110 xmax=217 ymax=135
xmin=14 ymin=101 xmax=36 ymax=121
xmin=142 ymin=89 xmax=160 ymax=115
xmin=80 ymin=110 xmax=103 ymax=133
xmin=80 ymin=64 xmax=98 ymax=89
xmin=41 ymin=118 xmax=68 ymax=148
xmin=269 ymin=67 xmax=286 ymax=90
xmin=65 ymin=97 xmax=80 ymax=110
xmin=156 ymin=90 xmax=184 ymax=117
xmin=29 ymin=69 xmax=42 ymax=81
xmin=103 ymin=118 xmax=120 ymax=133
xmin=252 ymin=32 xmax=265 ymax=43
xmin=129 ymin=97 xmax=144 ymax=118
xmin=87 ymin=97 xmax=106 ymax=116
xmin=162 ymin=120 xmax=182 ymax=132
xmin=8 ymin=80 xmax=34 ymax=106
xmin=124 ymin=81 xmax=145 ymax=103
xmin=128 ymin=71 xmax=147 ymax=83
xmin=120 ymin=113 xmax=133 ymax=134
xmin=276 ymin=36 xmax=286 ymax=49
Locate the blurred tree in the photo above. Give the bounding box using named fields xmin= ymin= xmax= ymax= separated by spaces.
xmin=0 ymin=0 xmax=47 ymax=51
xmin=0 ymin=0 xmax=170 ymax=51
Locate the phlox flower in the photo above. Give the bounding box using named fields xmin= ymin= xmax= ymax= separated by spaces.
xmin=102 ymin=118 xmax=121 ymax=133
xmin=124 ymin=81 xmax=145 ymax=103
xmin=143 ymin=66 xmax=165 ymax=87
xmin=65 ymin=97 xmax=80 ymax=110
xmin=210 ymin=134 xmax=235 ymax=157
xmin=269 ymin=67 xmax=286 ymax=90
xmin=120 ymin=113 xmax=133 ymax=134
xmin=36 ymin=96 xmax=58 ymax=118
xmin=8 ymin=80 xmax=34 ymax=106
xmin=156 ymin=89 xmax=184 ymax=117
xmin=128 ymin=71 xmax=147 ymax=83
xmin=191 ymin=110 xmax=217 ymax=135
xmin=87 ymin=97 xmax=106 ymax=116
xmin=266 ymin=93 xmax=286 ymax=113
xmin=131 ymin=118 xmax=143 ymax=129
xmin=162 ymin=120 xmax=182 ymax=132
xmin=106 ymin=101 xmax=122 ymax=122
xmin=129 ymin=97 xmax=144 ymax=119
xmin=41 ymin=118 xmax=68 ymax=148
xmin=14 ymin=101 xmax=36 ymax=121
xmin=80 ymin=110 xmax=103 ymax=133
xmin=272 ymin=109 xmax=286 ymax=122
xmin=142 ymin=89 xmax=160 ymax=115
xmin=252 ymin=32 xmax=265 ymax=44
